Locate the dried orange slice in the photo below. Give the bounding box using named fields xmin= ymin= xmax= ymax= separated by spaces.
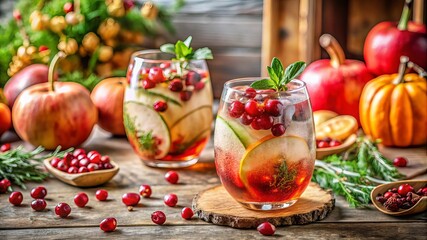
xmin=313 ymin=110 xmax=338 ymax=127
xmin=316 ymin=115 xmax=358 ymax=141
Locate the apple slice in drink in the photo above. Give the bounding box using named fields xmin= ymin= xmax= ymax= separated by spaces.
xmin=214 ymin=116 xmax=247 ymax=188
xmin=123 ymin=101 xmax=171 ymax=159
xmin=170 ymin=105 xmax=212 ymax=153
xmin=239 ymin=136 xmax=311 ymax=201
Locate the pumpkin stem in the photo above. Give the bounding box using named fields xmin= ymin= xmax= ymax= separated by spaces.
xmin=48 ymin=51 xmax=66 ymax=92
xmin=393 ymin=56 xmax=409 ymax=84
xmin=398 ymin=0 xmax=412 ymax=30
xmin=408 ymin=61 xmax=427 ymax=78
xmin=319 ymin=34 xmax=345 ymax=68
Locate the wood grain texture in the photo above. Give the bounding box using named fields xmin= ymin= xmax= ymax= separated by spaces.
xmin=193 ymin=183 xmax=334 ymax=228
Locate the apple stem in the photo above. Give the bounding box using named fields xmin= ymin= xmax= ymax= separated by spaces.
xmin=48 ymin=51 xmax=66 ymax=92
xmin=393 ymin=56 xmax=409 ymax=84
xmin=397 ymin=0 xmax=412 ymax=30
xmin=319 ymin=34 xmax=345 ymax=68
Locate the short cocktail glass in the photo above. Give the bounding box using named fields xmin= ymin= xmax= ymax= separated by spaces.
xmin=214 ymin=78 xmax=316 ymax=210
xmin=124 ymin=50 xmax=213 ymax=168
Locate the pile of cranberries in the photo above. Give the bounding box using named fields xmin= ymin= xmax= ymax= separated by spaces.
xmin=136 ymin=64 xmax=207 ymax=106
xmin=49 ymin=148 xmax=114 ymax=174
xmin=227 ymin=88 xmax=291 ymax=137
xmin=316 ymin=137 xmax=342 ymax=148
xmin=375 ymin=183 xmax=427 ymax=212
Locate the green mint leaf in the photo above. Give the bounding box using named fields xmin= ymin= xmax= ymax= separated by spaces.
xmin=160 ymin=43 xmax=175 ymax=54
xmin=183 ymin=36 xmax=192 ymax=47
xmin=282 ymin=61 xmax=306 ymax=84
xmin=193 ymin=47 xmax=213 ymax=60
xmin=271 ymin=57 xmax=284 ymax=81
xmin=250 ymin=79 xmax=277 ymax=90
xmin=267 ymin=66 xmax=279 ymax=83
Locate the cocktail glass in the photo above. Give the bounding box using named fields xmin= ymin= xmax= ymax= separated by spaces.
xmin=124 ymin=50 xmax=213 ymax=168
xmin=214 ymin=78 xmax=315 ymax=210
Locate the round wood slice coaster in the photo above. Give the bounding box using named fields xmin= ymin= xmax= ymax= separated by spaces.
xmin=192 ymin=182 xmax=335 ymax=229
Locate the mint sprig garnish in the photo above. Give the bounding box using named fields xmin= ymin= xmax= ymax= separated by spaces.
xmin=160 ymin=36 xmax=213 ymax=60
xmin=251 ymin=57 xmax=306 ymax=91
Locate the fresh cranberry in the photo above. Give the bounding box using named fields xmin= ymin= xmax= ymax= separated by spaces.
xmin=245 ymin=99 xmax=262 ymax=117
xmin=255 ymin=114 xmax=274 ymax=130
xmin=271 ymin=123 xmax=286 ymax=136
xmin=265 ymin=99 xmax=283 ymax=116
xmin=79 ymin=158 xmax=90 ymax=167
xmin=100 ymin=218 xmax=117 ymax=232
xmin=101 ymin=155 xmax=110 ymax=164
xmin=250 ymin=117 xmax=262 ymax=130
xmin=142 ymin=80 xmax=156 ymax=89
xmin=73 ymin=149 xmax=86 ymax=157
xmin=160 ymin=62 xmax=171 ymax=69
xmin=164 ymin=193 xmax=178 ymax=207
xmin=148 ymin=67 xmax=165 ymax=83
xmin=103 ymin=162 xmax=114 ymax=169
xmin=77 ymin=154 xmax=87 ymax=160
xmin=56 ymin=160 xmax=69 ymax=172
xmin=87 ymin=150 xmax=98 ymax=159
xmin=9 ymin=191 xmax=23 ymax=206
xmin=78 ymin=166 xmax=89 ymax=173
xmin=393 ymin=157 xmax=408 ymax=167
xmin=194 ymin=81 xmax=205 ymax=91
xmin=329 ymin=140 xmax=342 ymax=147
xmin=88 ymin=163 xmax=99 ymax=172
xmin=74 ymin=193 xmax=89 ymax=207
xmin=31 ymin=186 xmax=47 ymax=199
xmin=165 ymin=171 xmax=179 ymax=184
xmin=153 ymin=101 xmax=168 ymax=112
xmin=317 ymin=141 xmax=330 ymax=148
xmin=63 ymin=2 xmax=74 ymax=13
xmin=13 ymin=10 xmax=21 ymax=21
xmin=122 ymin=193 xmax=140 ymax=206
xmin=421 ymin=187 xmax=427 ymax=196
xmin=98 ymin=163 xmax=105 ymax=170
xmin=63 ymin=152 xmax=74 ymax=163
xmin=389 ymin=188 xmax=398 ymax=193
xmin=245 ymin=87 xmax=257 ymax=98
xmin=31 ymin=199 xmax=47 ymax=211
xmin=70 ymin=158 xmax=79 ymax=167
xmin=0 ymin=179 xmax=11 ymax=193
xmin=186 ymin=71 xmax=201 ymax=85
xmin=181 ymin=207 xmax=194 ymax=220
xmin=151 ymin=211 xmax=166 ymax=225
xmin=67 ymin=166 xmax=78 ymax=174
xmin=376 ymin=195 xmax=387 ymax=204
xmin=55 ymin=203 xmax=71 ymax=218
xmin=1 ymin=143 xmax=11 ymax=152
xmin=383 ymin=191 xmax=394 ymax=199
xmin=228 ymin=101 xmax=245 ymax=118
xmin=398 ymin=184 xmax=414 ymax=196
xmin=240 ymin=112 xmax=254 ymax=125
xmin=96 ymin=189 xmax=108 ymax=201
xmin=257 ymin=222 xmax=276 ymax=236
xmin=89 ymin=153 xmax=101 ymax=164
xmin=180 ymin=90 xmax=192 ymax=101
xmin=169 ymin=79 xmax=184 ymax=92
xmin=139 ymin=185 xmax=152 ymax=198
xmin=50 ymin=157 xmax=61 ymax=168
xmin=38 ymin=45 xmax=49 ymax=52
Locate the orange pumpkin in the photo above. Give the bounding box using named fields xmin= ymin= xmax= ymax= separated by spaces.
xmin=360 ymin=59 xmax=426 ymax=147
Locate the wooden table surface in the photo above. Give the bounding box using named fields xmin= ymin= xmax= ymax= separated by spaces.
xmin=0 ymin=127 xmax=426 ymax=240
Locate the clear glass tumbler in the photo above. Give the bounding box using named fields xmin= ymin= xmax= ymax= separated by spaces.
xmin=214 ymin=78 xmax=316 ymax=210
xmin=124 ymin=50 xmax=213 ymax=168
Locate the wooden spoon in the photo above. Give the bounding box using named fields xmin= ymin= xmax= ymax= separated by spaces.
xmin=43 ymin=158 xmax=119 ymax=187
xmin=316 ymin=134 xmax=357 ymax=160
xmin=371 ymin=179 xmax=427 ymax=216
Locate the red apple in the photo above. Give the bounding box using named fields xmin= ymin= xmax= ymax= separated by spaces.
xmin=12 ymin=52 xmax=98 ymax=150
xmin=300 ymin=34 xmax=373 ymax=124
xmin=364 ymin=0 xmax=427 ymax=76
xmin=4 ymin=64 xmax=57 ymax=108
xmin=91 ymin=77 xmax=126 ymax=135
xmin=0 ymin=103 xmax=11 ymax=137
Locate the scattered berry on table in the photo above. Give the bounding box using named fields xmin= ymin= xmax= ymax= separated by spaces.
xmin=164 ymin=193 xmax=178 ymax=207
xmin=139 ymin=185 xmax=152 ymax=198
xmin=55 ymin=203 xmax=71 ymax=218
xmin=151 ymin=211 xmax=166 ymax=225
xmin=74 ymin=193 xmax=89 ymax=207
xmin=165 ymin=171 xmax=179 ymax=184
xmin=96 ymin=189 xmax=108 ymax=201
xmin=30 ymin=186 xmax=47 ymax=199
xmin=31 ymin=199 xmax=47 ymax=211
xmin=100 ymin=218 xmax=117 ymax=232
xmin=181 ymin=207 xmax=194 ymax=220
xmin=257 ymin=222 xmax=276 ymax=236
xmin=9 ymin=191 xmax=23 ymax=206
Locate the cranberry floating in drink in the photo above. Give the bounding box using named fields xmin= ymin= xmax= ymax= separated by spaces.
xmin=124 ymin=36 xmax=213 ymax=168
xmin=214 ymin=58 xmax=316 ymax=210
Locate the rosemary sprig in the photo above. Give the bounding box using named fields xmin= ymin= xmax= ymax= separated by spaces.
xmin=0 ymin=146 xmax=72 ymax=190
xmin=312 ymin=137 xmax=405 ymax=208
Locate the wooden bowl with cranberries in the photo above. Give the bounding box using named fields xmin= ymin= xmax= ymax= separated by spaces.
xmin=371 ymin=180 xmax=427 ymax=216
xmin=44 ymin=148 xmax=119 ymax=187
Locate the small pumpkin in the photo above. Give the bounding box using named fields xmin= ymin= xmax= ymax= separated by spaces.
xmin=360 ymin=56 xmax=427 ymax=147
